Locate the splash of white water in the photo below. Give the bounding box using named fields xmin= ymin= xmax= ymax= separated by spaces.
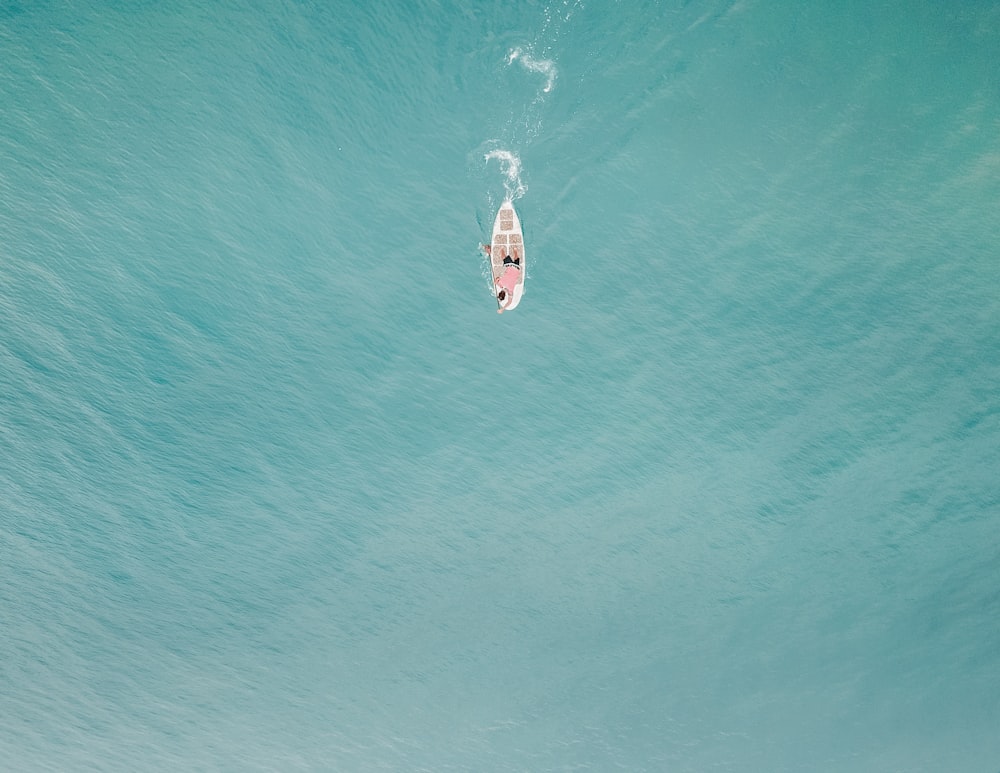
xmin=507 ymin=47 xmax=557 ymax=94
xmin=484 ymin=149 xmax=527 ymax=200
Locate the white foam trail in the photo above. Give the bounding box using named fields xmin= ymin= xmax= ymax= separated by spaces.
xmin=508 ymin=47 xmax=557 ymax=94
xmin=485 ymin=149 xmax=526 ymax=200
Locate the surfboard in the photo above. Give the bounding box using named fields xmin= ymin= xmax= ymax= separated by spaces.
xmin=490 ymin=200 xmax=525 ymax=311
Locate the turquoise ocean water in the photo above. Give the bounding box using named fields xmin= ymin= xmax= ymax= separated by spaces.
xmin=2 ymin=1 xmax=999 ymax=770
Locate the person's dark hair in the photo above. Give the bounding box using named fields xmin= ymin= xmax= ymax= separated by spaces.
xmin=498 ymin=290 xmax=506 ymax=300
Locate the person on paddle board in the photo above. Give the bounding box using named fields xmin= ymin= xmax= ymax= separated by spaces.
xmin=482 ymin=244 xmax=521 ymax=314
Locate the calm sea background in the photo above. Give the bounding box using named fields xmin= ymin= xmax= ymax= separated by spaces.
xmin=2 ymin=1 xmax=999 ymax=770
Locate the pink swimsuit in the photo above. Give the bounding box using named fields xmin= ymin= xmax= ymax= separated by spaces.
xmin=497 ymin=265 xmax=520 ymax=293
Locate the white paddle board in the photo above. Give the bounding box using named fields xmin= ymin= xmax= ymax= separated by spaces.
xmin=490 ymin=200 xmax=525 ymax=311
